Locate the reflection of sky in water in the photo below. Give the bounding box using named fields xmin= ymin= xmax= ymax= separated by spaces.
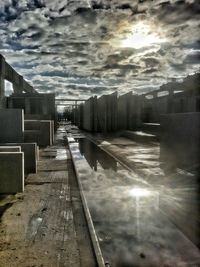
xmin=55 ymin=148 xmax=67 ymax=160
xmin=69 ymin=139 xmax=200 ymax=267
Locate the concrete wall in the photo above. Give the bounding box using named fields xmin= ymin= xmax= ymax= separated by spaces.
xmin=24 ymin=120 xmax=53 ymax=147
xmin=0 ymin=54 xmax=36 ymax=108
xmin=0 ymin=146 xmax=21 ymax=152
xmin=70 ymin=74 xmax=200 ymax=132
xmin=118 ymin=92 xmax=131 ymax=130
xmin=74 ymin=92 xmax=139 ymax=132
xmin=0 ymin=109 xmax=24 ymax=142
xmin=160 ymin=112 xmax=200 ymax=170
xmin=106 ymin=92 xmax=118 ymax=132
xmin=141 ymin=88 xmax=200 ymax=123
xmin=128 ymin=94 xmax=142 ymax=130
xmin=96 ymin=95 xmax=107 ymax=132
xmin=82 ymin=97 xmax=94 ymax=131
xmin=7 ymin=93 xmax=56 ymax=128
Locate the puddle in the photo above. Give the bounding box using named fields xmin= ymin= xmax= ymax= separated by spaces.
xmin=70 ymin=138 xmax=200 ymax=267
xmin=78 ymin=138 xmax=117 ymax=171
xmin=56 ymin=148 xmax=67 ymax=160
xmin=29 ymin=215 xmax=43 ymax=237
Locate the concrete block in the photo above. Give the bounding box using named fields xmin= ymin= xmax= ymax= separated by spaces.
xmin=51 ymin=120 xmax=54 ymax=144
xmin=121 ymin=131 xmax=158 ymax=142
xmin=160 ymin=112 xmax=200 ymax=170
xmin=0 ymin=143 xmax=37 ymax=174
xmin=24 ymin=120 xmax=40 ymax=130
xmin=40 ymin=120 xmax=52 ymax=147
xmin=24 ymin=130 xmax=40 ymax=144
xmin=24 ymin=114 xmax=52 ymax=120
xmin=0 ymin=146 xmax=21 ymax=152
xmin=0 ymin=109 xmax=24 ymax=143
xmin=24 ymin=120 xmax=52 ymax=147
xmin=24 ymin=120 xmax=54 ymax=146
xmin=0 ymin=152 xmax=24 ymax=193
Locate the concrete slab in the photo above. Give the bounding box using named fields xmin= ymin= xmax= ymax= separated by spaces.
xmin=24 ymin=120 xmax=40 ymax=130
xmin=24 ymin=130 xmax=40 ymax=145
xmin=0 ymin=152 xmax=24 ymax=193
xmin=39 ymin=120 xmax=52 ymax=147
xmin=121 ymin=130 xmax=158 ymax=142
xmin=160 ymin=112 xmax=200 ymax=170
xmin=0 ymin=109 xmax=24 ymax=143
xmin=24 ymin=120 xmax=53 ymax=147
xmin=0 ymin=146 xmax=21 ymax=152
xmin=0 ymin=143 xmax=37 ymax=174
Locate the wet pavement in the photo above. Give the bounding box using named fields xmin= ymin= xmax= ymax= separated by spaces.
xmin=69 ymin=136 xmax=200 ymax=267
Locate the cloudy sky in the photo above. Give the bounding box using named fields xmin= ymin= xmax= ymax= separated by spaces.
xmin=0 ymin=0 xmax=200 ymax=99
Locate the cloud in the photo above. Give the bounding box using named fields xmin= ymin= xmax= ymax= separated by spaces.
xmin=0 ymin=0 xmax=199 ymax=99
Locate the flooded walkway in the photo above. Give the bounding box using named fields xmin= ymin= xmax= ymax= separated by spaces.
xmin=68 ymin=125 xmax=200 ymax=267
xmin=0 ymin=124 xmax=96 ymax=267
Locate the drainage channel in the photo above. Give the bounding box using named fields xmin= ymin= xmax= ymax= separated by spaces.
xmin=68 ymin=137 xmax=200 ymax=267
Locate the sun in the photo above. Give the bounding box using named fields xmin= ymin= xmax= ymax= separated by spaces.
xmin=121 ymin=22 xmax=165 ymax=49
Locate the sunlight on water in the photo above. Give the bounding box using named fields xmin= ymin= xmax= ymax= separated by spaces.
xmin=129 ymin=187 xmax=151 ymax=197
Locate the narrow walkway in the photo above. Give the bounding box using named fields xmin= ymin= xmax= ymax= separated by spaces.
xmin=0 ymin=124 xmax=96 ymax=267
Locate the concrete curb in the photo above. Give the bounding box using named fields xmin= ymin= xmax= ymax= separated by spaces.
xmin=68 ymin=137 xmax=105 ymax=267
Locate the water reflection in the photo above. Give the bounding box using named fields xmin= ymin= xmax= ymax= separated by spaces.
xmin=78 ymin=138 xmax=117 ymax=171
xmin=70 ymin=138 xmax=200 ymax=266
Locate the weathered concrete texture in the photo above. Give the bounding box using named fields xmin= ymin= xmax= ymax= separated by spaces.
xmin=140 ymin=122 xmax=160 ymax=136
xmin=0 ymin=143 xmax=37 ymax=174
xmin=40 ymin=120 xmax=52 ymax=147
xmin=121 ymin=130 xmax=158 ymax=143
xmin=0 ymin=146 xmax=21 ymax=152
xmin=0 ymin=109 xmax=24 ymax=143
xmin=24 ymin=114 xmax=52 ymax=120
xmin=82 ymin=97 xmax=94 ymax=131
xmin=70 ymin=74 xmax=200 ymax=133
xmin=96 ymin=92 xmax=118 ymax=132
xmin=24 ymin=130 xmax=39 ymax=145
xmin=160 ymin=112 xmax=200 ymax=170
xmin=118 ymin=92 xmax=141 ymax=130
xmin=24 ymin=120 xmax=53 ymax=147
xmin=0 ymin=54 xmax=36 ymax=95
xmin=0 ymin=75 xmax=5 ymax=108
xmin=0 ymin=152 xmax=24 ymax=193
xmin=7 ymin=93 xmax=56 ymax=129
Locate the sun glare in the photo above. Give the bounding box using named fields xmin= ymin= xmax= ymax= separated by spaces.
xmin=129 ymin=187 xmax=151 ymax=197
xmin=121 ymin=22 xmax=165 ymax=49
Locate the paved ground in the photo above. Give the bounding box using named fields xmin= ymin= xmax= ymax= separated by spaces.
xmin=0 ymin=124 xmax=96 ymax=267
xmin=90 ymin=134 xmax=200 ymax=248
xmin=66 ymin=124 xmax=200 ymax=266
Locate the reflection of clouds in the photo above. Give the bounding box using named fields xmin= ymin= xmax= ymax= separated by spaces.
xmin=69 ymin=139 xmax=200 ymax=266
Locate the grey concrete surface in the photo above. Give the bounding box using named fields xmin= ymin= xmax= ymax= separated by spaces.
xmin=0 ymin=143 xmax=37 ymax=174
xmin=0 ymin=146 xmax=21 ymax=152
xmin=160 ymin=112 xmax=200 ymax=170
xmin=24 ymin=130 xmax=40 ymax=145
xmin=0 ymin=54 xmax=36 ymax=95
xmin=24 ymin=120 xmax=53 ymax=147
xmin=0 ymin=152 xmax=24 ymax=193
xmin=0 ymin=109 xmax=24 ymax=143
